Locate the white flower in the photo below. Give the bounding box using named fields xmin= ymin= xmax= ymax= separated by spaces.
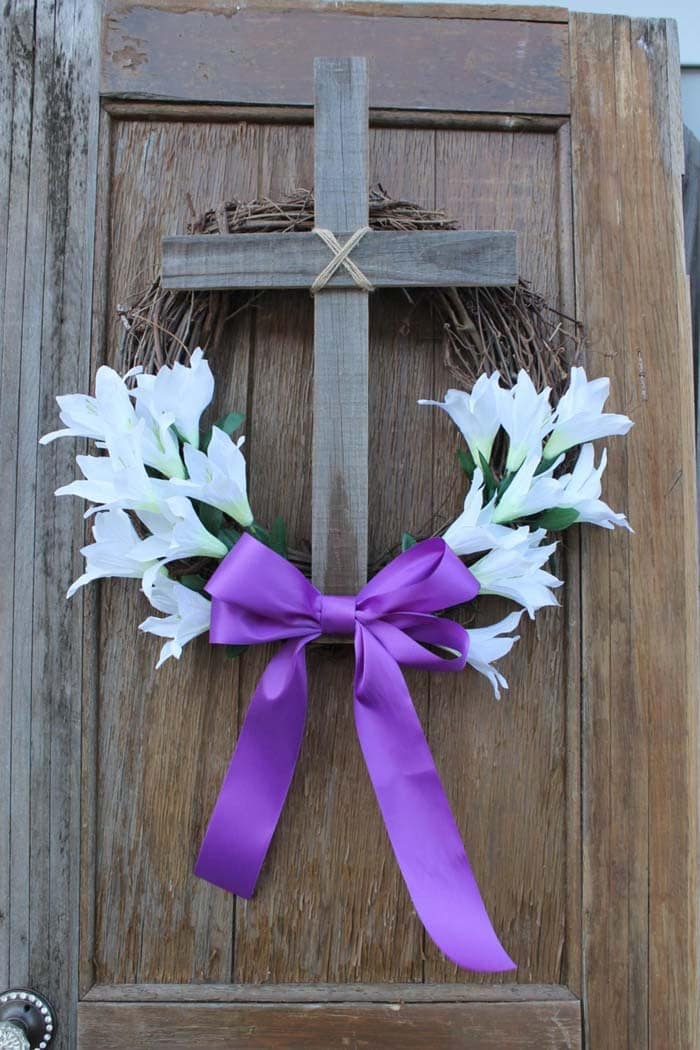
xmin=139 ymin=571 xmax=211 ymax=668
xmin=42 ymin=363 xmax=187 ymax=479
xmin=131 ymin=496 xmax=228 ymax=566
xmin=491 ymin=453 xmax=562 ymax=524
xmin=55 ymin=424 xmax=169 ymax=518
xmin=496 ymin=370 xmax=554 ymax=472
xmin=133 ymin=348 xmax=214 ymax=448
xmin=66 ymin=507 xmax=156 ymax=597
xmin=171 ymin=427 xmax=253 ymax=526
xmin=554 ymin=443 xmax=631 ymax=530
xmin=133 ymin=403 xmax=185 ymax=479
xmin=542 ymin=366 xmax=633 ymax=462
xmin=40 ymin=365 xmax=138 ymax=446
xmin=418 ymin=373 xmax=503 ymax=466
xmin=467 ymin=611 xmax=523 ymax=699
xmin=443 ymin=469 xmax=518 ymax=556
xmin=470 ymin=528 xmax=562 ymax=618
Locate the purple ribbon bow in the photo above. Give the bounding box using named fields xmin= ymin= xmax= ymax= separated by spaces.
xmin=195 ymin=533 xmax=515 ymax=972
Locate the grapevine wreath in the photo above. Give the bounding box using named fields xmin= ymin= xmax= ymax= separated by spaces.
xmin=41 ymin=188 xmax=632 ymax=972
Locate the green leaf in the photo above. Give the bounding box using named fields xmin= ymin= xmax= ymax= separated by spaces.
xmin=535 ymin=456 xmax=556 ymax=476
xmin=270 ymin=517 xmax=288 ymax=557
xmin=198 ymin=502 xmax=223 ymax=536
xmin=457 ymin=447 xmax=475 ymax=479
xmin=218 ymin=526 xmax=240 ymax=551
xmin=248 ymin=522 xmax=270 ymax=544
xmin=201 ymin=411 xmax=245 ymax=451
xmin=401 ymin=532 xmax=417 ymax=552
xmin=180 ymin=574 xmax=207 ymax=592
xmin=226 ymin=644 xmax=248 ymax=660
xmin=478 ymin=453 xmax=498 ymax=500
xmin=531 ymin=507 xmax=580 ymax=531
xmin=496 ymin=470 xmax=515 ymax=500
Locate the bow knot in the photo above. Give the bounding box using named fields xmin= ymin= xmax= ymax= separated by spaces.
xmin=318 ymin=593 xmax=356 ymax=636
xmin=195 ymin=533 xmax=515 ymax=973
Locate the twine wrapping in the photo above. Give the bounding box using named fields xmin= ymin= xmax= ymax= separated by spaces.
xmin=310 ymin=226 xmax=374 ymax=294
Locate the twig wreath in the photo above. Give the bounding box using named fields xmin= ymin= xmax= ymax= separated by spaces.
xmin=41 ymin=186 xmax=632 ymax=972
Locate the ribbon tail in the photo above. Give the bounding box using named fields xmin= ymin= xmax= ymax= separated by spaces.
xmin=194 ymin=637 xmax=310 ymax=897
xmin=354 ymin=626 xmax=516 ymax=972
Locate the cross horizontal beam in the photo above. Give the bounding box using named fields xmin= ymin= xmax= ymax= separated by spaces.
xmin=161 ymin=229 xmax=518 ymax=291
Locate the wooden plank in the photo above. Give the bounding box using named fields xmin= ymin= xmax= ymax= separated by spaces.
xmin=424 ymin=126 xmax=571 ymax=986
xmin=178 ymin=1 xmax=571 ymax=23
xmin=570 ymin=13 xmax=699 ymax=1049
xmin=0 ymin=1 xmax=102 ymax=1048
xmin=83 ymin=981 xmax=577 ymax=1002
xmin=104 ymin=101 xmax=568 ymax=133
xmin=161 ymin=230 xmax=518 ymax=291
xmin=0 ymin=0 xmax=35 ymax=992
xmin=311 ymin=58 xmax=368 ymax=593
xmin=683 ymin=125 xmax=700 ymax=507
xmin=78 ymin=1000 xmax=582 ymax=1049
xmin=91 ymin=118 xmax=261 ymax=985
xmin=101 ymin=4 xmax=570 ymax=116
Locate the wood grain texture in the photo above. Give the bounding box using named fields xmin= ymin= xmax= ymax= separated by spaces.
xmin=101 ymin=3 xmax=570 ymax=115
xmin=77 ymin=1000 xmax=582 ymax=1049
xmin=423 ymin=127 xmax=574 ymax=987
xmin=312 ymin=58 xmax=369 ymax=593
xmin=570 ymin=13 xmax=699 ymax=1049
xmin=684 ymin=126 xmax=700 ymax=506
xmin=104 ymin=101 xmax=568 ymax=132
xmin=162 ymin=230 xmax=518 ymax=291
xmin=84 ymin=981 xmax=576 ymax=1002
xmin=145 ymin=0 xmax=570 ymax=23
xmin=90 ymin=119 xmax=261 ymax=984
xmin=1 ymin=2 xmax=101 ymax=1049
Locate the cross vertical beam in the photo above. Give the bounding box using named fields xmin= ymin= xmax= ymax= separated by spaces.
xmin=312 ymin=57 xmax=369 ymax=593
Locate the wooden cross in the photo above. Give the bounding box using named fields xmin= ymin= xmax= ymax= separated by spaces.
xmin=162 ymin=58 xmax=517 ymax=594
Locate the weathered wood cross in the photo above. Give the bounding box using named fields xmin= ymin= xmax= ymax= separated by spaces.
xmin=162 ymin=58 xmax=517 ymax=594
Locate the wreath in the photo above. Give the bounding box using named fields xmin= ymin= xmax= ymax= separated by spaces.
xmin=40 ymin=189 xmax=632 ymax=971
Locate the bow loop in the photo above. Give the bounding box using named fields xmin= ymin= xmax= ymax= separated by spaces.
xmin=206 ymin=533 xmax=320 ymax=645
xmin=357 ymin=537 xmax=479 ymax=618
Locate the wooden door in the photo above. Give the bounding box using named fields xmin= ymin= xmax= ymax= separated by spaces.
xmin=2 ymin=3 xmax=696 ymax=1048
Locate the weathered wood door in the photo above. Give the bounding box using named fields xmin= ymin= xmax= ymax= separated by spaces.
xmin=3 ymin=3 xmax=697 ymax=1048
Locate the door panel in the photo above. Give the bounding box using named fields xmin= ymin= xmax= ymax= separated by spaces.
xmin=90 ymin=112 xmax=575 ymax=989
xmin=2 ymin=2 xmax=693 ymax=1048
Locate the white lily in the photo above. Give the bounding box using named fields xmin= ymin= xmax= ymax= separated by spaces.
xmin=66 ymin=507 xmax=156 ymax=597
xmin=55 ymin=424 xmax=169 ymax=517
xmin=133 ymin=347 xmax=214 ymax=448
xmin=443 ymin=469 xmax=519 ymax=556
xmin=131 ymin=496 xmax=228 ymax=566
xmin=491 ymin=453 xmax=563 ymax=525
xmin=139 ymin=570 xmax=211 ymax=668
xmin=467 ymin=611 xmax=523 ymax=699
xmin=40 ymin=364 xmax=138 ymax=446
xmin=470 ymin=528 xmax=562 ymax=618
xmin=134 ymin=403 xmax=186 ymax=479
xmin=171 ymin=427 xmax=253 ymax=526
xmin=497 ymin=370 xmax=554 ymax=472
xmin=542 ymin=366 xmax=633 ymax=462
xmin=554 ymin=443 xmax=631 ymax=530
xmin=418 ymin=373 xmax=503 ymax=466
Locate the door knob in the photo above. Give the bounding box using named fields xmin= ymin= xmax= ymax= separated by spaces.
xmin=0 ymin=990 xmax=55 ymax=1050
xmin=0 ymin=1021 xmax=30 ymax=1050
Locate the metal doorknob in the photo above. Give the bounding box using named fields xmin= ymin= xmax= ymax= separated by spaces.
xmin=0 ymin=990 xmax=55 ymax=1050
xmin=0 ymin=1021 xmax=30 ymax=1050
